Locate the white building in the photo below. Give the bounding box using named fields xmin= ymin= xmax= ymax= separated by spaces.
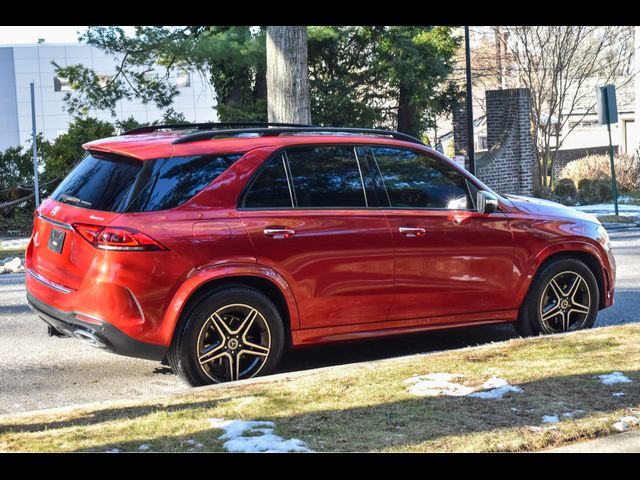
xmin=0 ymin=42 xmax=217 ymax=151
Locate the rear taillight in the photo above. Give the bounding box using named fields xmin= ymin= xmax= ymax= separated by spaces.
xmin=72 ymin=224 xmax=168 ymax=251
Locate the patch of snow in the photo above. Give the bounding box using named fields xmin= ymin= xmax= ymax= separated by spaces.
xmin=106 ymin=448 xmax=121 ymax=453
xmin=612 ymin=392 xmax=626 ymax=397
xmin=612 ymin=415 xmax=640 ymax=432
xmin=208 ymin=418 xmax=313 ymax=453
xmin=404 ymin=374 xmax=522 ymax=399
xmin=542 ymin=415 xmax=560 ymax=423
xmin=138 ymin=444 xmax=151 ymax=451
xmin=598 ymin=372 xmax=632 ymax=385
xmin=183 ymin=439 xmax=196 ymax=445
xmin=562 ymin=410 xmax=585 ymax=418
xmin=195 ymin=443 xmax=204 ymax=449
xmin=613 ymin=421 xmax=629 ymax=432
xmin=403 ymin=373 xmax=474 ymax=397
xmin=511 ymin=407 xmax=520 ymax=413
xmin=0 ymin=237 xmax=29 ymax=249
xmin=0 ymin=257 xmax=24 ymax=274
xmin=467 ymin=377 xmax=523 ymax=399
xmin=573 ymin=203 xmax=640 ymax=217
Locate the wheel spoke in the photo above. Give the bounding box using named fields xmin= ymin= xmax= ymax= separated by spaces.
xmin=541 ymin=304 xmax=561 ymax=322
xmin=199 ymin=349 xmax=227 ymax=366
xmin=548 ymin=279 xmax=564 ymax=301
xmin=569 ymin=303 xmax=590 ymax=315
xmin=235 ymin=308 xmax=258 ymax=336
xmin=567 ymin=275 xmax=584 ymax=300
xmin=212 ymin=312 xmax=233 ymax=335
xmin=224 ymin=352 xmax=237 ymax=381
xmin=239 ymin=342 xmax=270 ymax=357
xmin=559 ymin=310 xmax=568 ymax=332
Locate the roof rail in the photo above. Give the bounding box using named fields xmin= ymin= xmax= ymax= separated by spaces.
xmin=123 ymin=122 xmax=313 ymax=135
xmin=171 ymin=126 xmax=425 ymax=146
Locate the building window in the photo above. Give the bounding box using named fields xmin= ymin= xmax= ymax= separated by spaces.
xmin=176 ymin=69 xmax=191 ymax=88
xmin=568 ymin=119 xmax=600 ymax=130
xmin=54 ymin=76 xmax=73 ymax=92
xmin=143 ymin=71 xmax=159 ymax=82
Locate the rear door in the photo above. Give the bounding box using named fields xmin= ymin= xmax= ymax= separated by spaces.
xmin=239 ymin=145 xmax=395 ymax=328
xmin=369 ymin=146 xmax=519 ymax=322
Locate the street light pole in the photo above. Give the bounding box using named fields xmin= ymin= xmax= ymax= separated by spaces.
xmin=464 ymin=26 xmax=475 ymax=175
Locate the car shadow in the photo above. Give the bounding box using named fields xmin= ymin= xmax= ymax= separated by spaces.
xmin=277 ymin=323 xmax=519 ymax=374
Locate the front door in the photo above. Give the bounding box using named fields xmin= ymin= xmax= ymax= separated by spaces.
xmin=239 ymin=145 xmax=395 ymax=328
xmin=369 ymin=146 xmax=518 ymax=322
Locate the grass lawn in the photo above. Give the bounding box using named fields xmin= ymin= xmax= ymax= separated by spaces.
xmin=1 ymin=324 xmax=639 ymax=453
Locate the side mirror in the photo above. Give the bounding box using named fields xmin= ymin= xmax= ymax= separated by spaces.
xmin=476 ymin=190 xmax=499 ymax=214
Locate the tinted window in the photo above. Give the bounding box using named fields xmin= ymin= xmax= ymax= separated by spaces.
xmin=372 ymin=147 xmax=472 ymax=210
xmin=52 ymin=151 xmax=243 ymax=213
xmin=127 ymin=153 xmax=242 ymax=212
xmin=51 ymin=152 xmax=142 ymax=212
xmin=243 ymin=154 xmax=292 ymax=208
xmin=286 ymin=146 xmax=366 ymax=208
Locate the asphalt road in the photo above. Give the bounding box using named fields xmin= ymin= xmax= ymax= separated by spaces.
xmin=1 ymin=228 xmax=638 ymax=415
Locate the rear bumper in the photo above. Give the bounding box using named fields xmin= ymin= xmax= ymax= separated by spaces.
xmin=26 ymin=292 xmax=167 ymax=361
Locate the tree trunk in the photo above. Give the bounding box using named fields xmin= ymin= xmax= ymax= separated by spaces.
xmin=397 ymin=84 xmax=419 ymax=137
xmin=266 ymin=26 xmax=311 ymax=124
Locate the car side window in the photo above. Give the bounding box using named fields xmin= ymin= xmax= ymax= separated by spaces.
xmin=372 ymin=147 xmax=472 ymax=210
xmin=285 ymin=146 xmax=367 ymax=208
xmin=243 ymin=154 xmax=293 ymax=209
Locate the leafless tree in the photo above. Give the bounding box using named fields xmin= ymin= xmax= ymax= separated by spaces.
xmin=499 ymin=26 xmax=635 ymax=188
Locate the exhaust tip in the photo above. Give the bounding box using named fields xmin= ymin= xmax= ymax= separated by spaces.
xmin=73 ymin=329 xmax=108 ymax=349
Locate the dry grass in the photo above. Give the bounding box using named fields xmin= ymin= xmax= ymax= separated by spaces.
xmin=1 ymin=324 xmax=639 ymax=452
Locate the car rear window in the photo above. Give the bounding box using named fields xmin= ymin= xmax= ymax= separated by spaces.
xmin=51 ymin=151 xmax=243 ymax=213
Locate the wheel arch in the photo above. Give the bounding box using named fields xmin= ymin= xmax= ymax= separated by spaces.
xmin=159 ymin=264 xmax=300 ymax=347
xmin=527 ymin=244 xmax=609 ymax=310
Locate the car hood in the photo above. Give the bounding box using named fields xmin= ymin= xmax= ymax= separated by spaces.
xmin=503 ymin=194 xmax=600 ymax=225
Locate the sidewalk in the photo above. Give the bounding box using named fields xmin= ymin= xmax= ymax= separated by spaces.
xmin=545 ymin=430 xmax=640 ymax=453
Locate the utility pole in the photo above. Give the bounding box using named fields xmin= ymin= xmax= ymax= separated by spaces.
xmin=464 ymin=26 xmax=475 ymax=175
xmin=30 ymin=81 xmax=40 ymax=207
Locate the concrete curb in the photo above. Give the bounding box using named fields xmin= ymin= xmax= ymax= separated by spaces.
xmin=544 ymin=430 xmax=640 ymax=453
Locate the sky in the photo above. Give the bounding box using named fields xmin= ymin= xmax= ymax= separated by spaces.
xmin=0 ymin=26 xmax=137 ymax=45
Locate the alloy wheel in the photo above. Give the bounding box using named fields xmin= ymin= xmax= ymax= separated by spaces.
xmin=538 ymin=271 xmax=592 ymax=333
xmin=196 ymin=303 xmax=271 ymax=382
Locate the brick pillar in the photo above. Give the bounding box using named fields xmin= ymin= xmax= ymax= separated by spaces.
xmin=452 ymin=100 xmax=469 ymax=158
xmin=478 ymin=88 xmax=535 ymax=196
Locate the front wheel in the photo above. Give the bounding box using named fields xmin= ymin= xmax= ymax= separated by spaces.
xmin=515 ymin=258 xmax=599 ymax=337
xmin=168 ymin=287 xmax=285 ymax=386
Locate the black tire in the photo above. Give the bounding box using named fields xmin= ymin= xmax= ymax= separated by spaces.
xmin=167 ymin=287 xmax=285 ymax=387
xmin=514 ymin=257 xmax=599 ymax=337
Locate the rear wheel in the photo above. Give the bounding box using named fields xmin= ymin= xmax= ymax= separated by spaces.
xmin=515 ymin=258 xmax=599 ymax=337
xmin=168 ymin=287 xmax=285 ymax=386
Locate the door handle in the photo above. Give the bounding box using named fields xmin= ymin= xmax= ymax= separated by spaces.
xmin=399 ymin=227 xmax=426 ymax=237
xmin=264 ymin=228 xmax=296 ymax=238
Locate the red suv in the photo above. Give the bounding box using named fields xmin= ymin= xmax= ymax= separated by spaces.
xmin=25 ymin=124 xmax=616 ymax=386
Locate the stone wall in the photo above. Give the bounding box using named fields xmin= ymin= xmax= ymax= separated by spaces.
xmin=552 ymin=145 xmax=619 ymax=178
